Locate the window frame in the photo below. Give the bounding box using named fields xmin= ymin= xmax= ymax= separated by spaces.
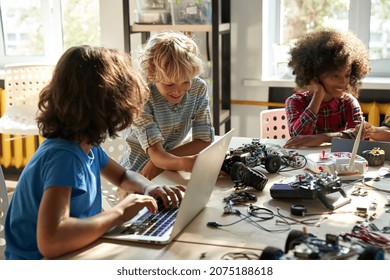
xmin=0 ymin=0 xmax=63 ymax=68
xmin=262 ymin=0 xmax=390 ymax=80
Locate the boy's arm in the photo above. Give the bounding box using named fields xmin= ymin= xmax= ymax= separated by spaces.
xmin=37 ymin=186 xmax=157 ymax=259
xmin=168 ymin=138 xmax=211 ymax=156
xmin=146 ymin=141 xmax=197 ymax=172
xmin=370 ymin=130 xmax=390 ymax=141
xmin=367 ymin=125 xmax=390 ymax=141
xmin=141 ymin=139 xmax=211 ymax=179
xmin=351 ymin=121 xmax=390 ymax=141
xmin=101 ymin=158 xmax=150 ymax=194
xmin=101 ymin=158 xmax=185 ymax=198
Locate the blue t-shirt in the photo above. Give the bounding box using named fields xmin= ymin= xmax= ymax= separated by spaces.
xmin=4 ymin=138 xmax=109 ymax=260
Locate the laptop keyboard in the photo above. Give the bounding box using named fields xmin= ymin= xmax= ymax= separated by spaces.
xmin=120 ymin=207 xmax=178 ymax=237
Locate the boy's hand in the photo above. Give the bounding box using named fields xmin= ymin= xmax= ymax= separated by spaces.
xmin=144 ymin=184 xmax=186 ymax=209
xmin=116 ymin=193 xmax=158 ymax=222
xmin=141 ymin=160 xmax=163 ymax=180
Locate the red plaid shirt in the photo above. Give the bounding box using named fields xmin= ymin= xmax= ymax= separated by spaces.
xmin=285 ymin=91 xmax=363 ymax=137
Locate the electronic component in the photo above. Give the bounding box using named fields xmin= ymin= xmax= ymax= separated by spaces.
xmin=270 ymin=172 xmax=351 ymax=210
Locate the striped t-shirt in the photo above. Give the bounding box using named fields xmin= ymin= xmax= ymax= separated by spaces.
xmin=120 ymin=77 xmax=215 ymax=172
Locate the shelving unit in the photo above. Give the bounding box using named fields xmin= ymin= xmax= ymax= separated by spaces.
xmin=122 ymin=0 xmax=231 ymax=135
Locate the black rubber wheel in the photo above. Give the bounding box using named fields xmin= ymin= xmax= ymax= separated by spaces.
xmin=259 ymin=246 xmax=284 ymax=260
xmin=230 ymin=161 xmax=246 ymax=182
xmin=230 ymin=162 xmax=268 ymax=191
xmin=358 ymin=245 xmax=384 ymax=260
xmin=284 ymin=229 xmax=305 ymax=253
xmin=264 ymin=154 xmax=281 ymax=173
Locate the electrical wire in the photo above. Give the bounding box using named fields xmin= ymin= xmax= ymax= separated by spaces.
xmin=278 ymin=155 xmax=308 ymax=172
xmin=221 ymin=251 xmax=260 ymax=260
xmin=276 ymin=207 xmax=328 ymax=227
xmin=206 ymin=213 xmax=251 ymax=228
xmin=207 ymin=204 xmax=291 ymax=233
xmin=345 ymin=225 xmax=390 ymax=249
xmin=246 ymin=204 xmax=291 ymax=233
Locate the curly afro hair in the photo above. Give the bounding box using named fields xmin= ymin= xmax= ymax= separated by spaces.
xmin=288 ymin=28 xmax=370 ymax=97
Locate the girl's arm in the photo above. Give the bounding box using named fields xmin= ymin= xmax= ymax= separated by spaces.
xmin=286 ymin=96 xmax=318 ymax=136
xmin=287 ymin=79 xmax=328 ymax=137
xmin=306 ymin=80 xmax=326 ymax=114
xmin=284 ymin=132 xmax=343 ymax=148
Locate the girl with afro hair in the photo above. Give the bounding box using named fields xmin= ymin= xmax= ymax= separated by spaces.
xmin=284 ymin=28 xmax=370 ymax=148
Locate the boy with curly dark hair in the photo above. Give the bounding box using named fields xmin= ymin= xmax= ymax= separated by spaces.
xmin=284 ymin=29 xmax=370 ymax=148
xmin=5 ymin=46 xmax=185 ymax=259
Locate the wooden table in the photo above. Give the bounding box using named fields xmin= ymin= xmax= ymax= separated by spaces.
xmin=58 ymin=138 xmax=390 ymax=260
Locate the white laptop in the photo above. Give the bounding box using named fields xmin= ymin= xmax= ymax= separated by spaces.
xmin=103 ymin=129 xmax=234 ymax=244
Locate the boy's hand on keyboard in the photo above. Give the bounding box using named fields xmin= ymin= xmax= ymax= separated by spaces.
xmin=155 ymin=197 xmax=168 ymax=211
xmin=115 ymin=194 xmax=158 ymax=223
xmin=145 ymin=184 xmax=186 ymax=210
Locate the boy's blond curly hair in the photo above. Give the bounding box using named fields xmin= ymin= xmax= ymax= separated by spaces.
xmin=138 ymin=31 xmax=204 ymax=84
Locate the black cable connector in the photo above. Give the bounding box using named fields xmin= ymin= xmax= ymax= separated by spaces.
xmin=207 ymin=222 xmax=221 ymax=228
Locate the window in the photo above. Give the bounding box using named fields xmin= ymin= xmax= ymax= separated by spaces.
xmin=263 ymin=0 xmax=390 ymax=79
xmin=369 ymin=0 xmax=390 ymax=60
xmin=0 ymin=0 xmax=100 ymax=68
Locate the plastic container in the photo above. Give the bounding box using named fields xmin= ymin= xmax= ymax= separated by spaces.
xmin=137 ymin=0 xmax=167 ymax=10
xmin=169 ymin=0 xmax=212 ymax=24
xmin=135 ymin=9 xmax=172 ymax=24
xmin=136 ymin=0 xmax=171 ymax=24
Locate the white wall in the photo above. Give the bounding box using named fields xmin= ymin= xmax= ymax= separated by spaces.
xmin=99 ymin=0 xmax=125 ymax=51
xmin=230 ymin=0 xmax=268 ymax=138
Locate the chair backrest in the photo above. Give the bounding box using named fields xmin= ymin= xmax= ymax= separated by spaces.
xmin=0 ymin=63 xmax=54 ymax=135
xmin=260 ymin=108 xmax=290 ymax=140
xmin=0 ymin=166 xmax=9 ymax=260
xmin=100 ymin=131 xmax=126 ymax=210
